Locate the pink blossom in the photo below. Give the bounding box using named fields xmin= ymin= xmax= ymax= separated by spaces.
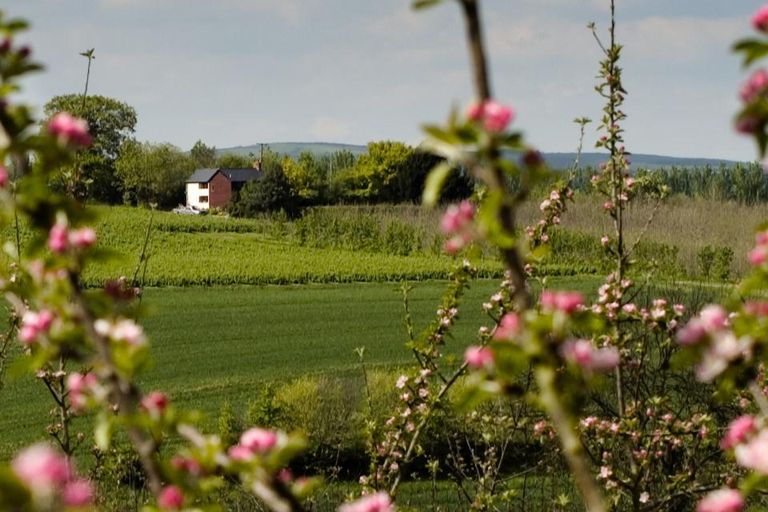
xmin=66 ymin=372 xmax=97 ymax=411
xmin=69 ymin=228 xmax=96 ymax=249
xmin=19 ymin=310 xmax=55 ymax=345
xmin=395 ymin=375 xmax=408 ymax=389
xmin=749 ymin=245 xmax=768 ymax=266
xmin=466 ymin=102 xmax=483 ymax=121
xmin=228 ymin=444 xmax=253 ymax=461
xmin=48 ymin=222 xmax=69 ymax=253
xmin=66 ymin=372 xmax=97 ymax=395
xmin=540 ymin=290 xmax=584 ymax=314
xmin=494 ymin=313 xmax=520 ymax=340
xmin=141 ymin=391 xmax=169 ymax=415
xmin=240 ymin=427 xmax=278 ymax=453
xmin=114 ymin=319 xmax=145 ymax=345
xmin=62 ymin=478 xmax=94 ymax=506
xmin=11 ymin=444 xmax=71 ymax=493
xmin=600 ymin=236 xmax=609 ymax=246
xmin=339 ymin=492 xmax=394 ymax=512
xmin=444 ymin=235 xmax=465 ymax=255
xmin=158 ymin=485 xmax=184 ymax=510
xmin=440 ymin=201 xmax=474 ymax=234
xmin=466 ymin=100 xmax=515 ymax=133
xmin=676 ymin=319 xmax=707 ymax=346
xmin=171 ymin=456 xmax=202 ymax=475
xmin=700 ymin=305 xmax=728 ymax=331
xmin=603 ymin=201 xmax=614 ymax=211
xmin=721 ymin=415 xmax=756 ymax=450
xmin=696 ymin=489 xmax=744 ymax=512
xmin=464 ymin=345 xmax=494 ymax=369
xmin=48 ymin=112 xmax=92 ymax=147
xmin=736 ymin=116 xmax=760 ymax=134
xmin=0 ymin=165 xmax=7 ymax=188
xmin=753 ymin=5 xmax=768 ymax=32
xmin=745 ymin=301 xmax=768 ymax=316
xmin=740 ymin=69 xmax=768 ymax=103
xmin=561 ymin=339 xmax=619 ymax=372
xmin=622 ymin=303 xmax=638 ymax=314
xmin=735 ymin=428 xmax=768 ymax=473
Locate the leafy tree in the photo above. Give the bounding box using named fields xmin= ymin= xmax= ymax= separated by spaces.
xmin=328 ymin=141 xmax=471 ymax=203
xmin=282 ymin=151 xmax=328 ymax=203
xmin=190 ymin=139 xmax=217 ymax=168
xmin=229 ymin=164 xmax=298 ymax=217
xmin=115 ymin=140 xmax=196 ymax=208
xmin=43 ymin=94 xmax=137 ymax=203
xmin=216 ymin=153 xmax=254 ymax=168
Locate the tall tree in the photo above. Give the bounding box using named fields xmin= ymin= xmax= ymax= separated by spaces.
xmin=44 ymin=94 xmax=137 ymax=203
xmin=115 ymin=140 xmax=196 ymax=208
xmin=190 ymin=139 xmax=216 ymax=168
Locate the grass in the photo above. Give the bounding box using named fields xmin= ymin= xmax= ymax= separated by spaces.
xmin=0 ymin=274 xmax=729 ymax=462
xmin=0 ymin=280 xmax=503 ymax=459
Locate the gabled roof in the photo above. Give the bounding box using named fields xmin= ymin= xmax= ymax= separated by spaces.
xmin=186 ymin=168 xmax=219 ymax=183
xmin=186 ymin=168 xmax=262 ymax=184
xmin=221 ymin=168 xmax=263 ymax=183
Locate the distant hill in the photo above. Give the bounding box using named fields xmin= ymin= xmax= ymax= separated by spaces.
xmin=541 ymin=152 xmax=743 ymax=170
xmin=217 ymin=142 xmax=367 ymax=160
xmin=217 ymin=143 xmax=745 ymax=169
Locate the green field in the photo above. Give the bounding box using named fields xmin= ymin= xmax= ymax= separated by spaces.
xmin=0 ymin=276 xmax=617 ymax=460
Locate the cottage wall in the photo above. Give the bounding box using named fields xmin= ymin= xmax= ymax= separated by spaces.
xmin=208 ymin=171 xmax=232 ymax=208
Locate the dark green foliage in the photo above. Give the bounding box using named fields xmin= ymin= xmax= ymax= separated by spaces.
xmin=190 ymin=139 xmax=216 ymax=168
xmin=229 ymin=164 xmax=299 ymax=217
xmin=43 ymin=94 xmax=137 ymax=203
xmin=114 ymin=140 xmax=196 ymax=208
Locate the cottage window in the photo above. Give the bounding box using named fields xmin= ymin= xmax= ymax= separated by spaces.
xmin=199 ymin=183 xmax=208 ymax=190
xmin=200 ymin=196 xmax=209 ymax=203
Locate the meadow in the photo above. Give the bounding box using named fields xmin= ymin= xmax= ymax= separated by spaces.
xmin=0 ymin=198 xmax=747 ymax=510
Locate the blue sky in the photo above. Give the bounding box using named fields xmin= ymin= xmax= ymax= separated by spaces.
xmin=7 ymin=0 xmax=762 ymax=160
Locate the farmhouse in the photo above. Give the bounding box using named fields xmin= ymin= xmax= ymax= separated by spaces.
xmin=185 ymin=166 xmax=262 ymax=210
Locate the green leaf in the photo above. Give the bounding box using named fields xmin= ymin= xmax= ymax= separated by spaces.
xmin=422 ymin=161 xmax=453 ymax=207
xmin=412 ymin=0 xmax=444 ymax=9
xmin=733 ymin=38 xmax=768 ymax=67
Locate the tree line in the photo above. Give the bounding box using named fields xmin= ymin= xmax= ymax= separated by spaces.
xmin=41 ymin=94 xmax=473 ymax=212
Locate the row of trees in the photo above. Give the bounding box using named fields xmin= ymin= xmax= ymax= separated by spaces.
xmin=564 ymin=163 xmax=768 ymax=204
xmin=41 ymin=94 xmax=473 ymax=211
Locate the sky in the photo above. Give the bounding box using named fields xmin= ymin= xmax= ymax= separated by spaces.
xmin=6 ymin=0 xmax=763 ymax=160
